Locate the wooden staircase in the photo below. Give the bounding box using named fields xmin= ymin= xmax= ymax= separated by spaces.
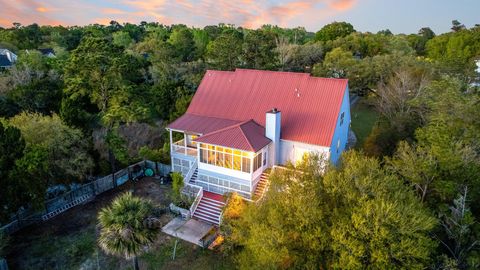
xmin=253 ymin=171 xmax=270 ymax=200
xmin=192 ymin=191 xmax=225 ymax=225
xmin=189 ymin=168 xmax=198 ymax=184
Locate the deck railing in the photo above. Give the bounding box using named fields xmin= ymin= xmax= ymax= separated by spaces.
xmin=172 ymin=139 xmax=198 ymax=157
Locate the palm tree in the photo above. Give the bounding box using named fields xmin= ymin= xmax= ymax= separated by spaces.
xmin=98 ymin=192 xmax=158 ymax=270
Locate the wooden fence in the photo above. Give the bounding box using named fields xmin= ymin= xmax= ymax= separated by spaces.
xmin=0 ymin=160 xmax=171 ymax=235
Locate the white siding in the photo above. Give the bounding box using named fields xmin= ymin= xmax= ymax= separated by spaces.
xmin=279 ymin=139 xmax=330 ymax=165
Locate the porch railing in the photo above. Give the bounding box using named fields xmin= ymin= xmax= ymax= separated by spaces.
xmin=172 ymin=139 xmax=198 ymax=157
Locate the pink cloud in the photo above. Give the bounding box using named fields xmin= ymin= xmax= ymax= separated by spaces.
xmin=329 ymin=0 xmax=357 ymax=11
xmin=0 ymin=0 xmax=357 ymax=30
xmin=102 ymin=8 xmax=128 ymax=15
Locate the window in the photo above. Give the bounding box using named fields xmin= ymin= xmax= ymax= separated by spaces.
xmin=337 ymin=139 xmax=341 ymax=153
xmin=253 ymin=152 xmax=263 ymax=172
xmin=340 ymin=112 xmax=345 ymax=126
xmin=200 ymin=148 xmax=208 ymax=163
xmin=263 ymin=151 xmax=267 ymax=166
xmin=241 ymin=157 xmax=251 ymax=173
xmin=199 ymin=143 xmax=253 ymax=173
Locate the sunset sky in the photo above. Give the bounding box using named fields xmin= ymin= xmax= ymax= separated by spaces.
xmin=0 ymin=0 xmax=478 ymax=34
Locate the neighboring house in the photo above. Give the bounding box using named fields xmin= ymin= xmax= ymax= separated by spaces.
xmin=0 ymin=48 xmax=17 ymax=69
xmin=38 ymin=48 xmax=56 ymax=58
xmin=166 ymin=69 xmax=351 ymax=225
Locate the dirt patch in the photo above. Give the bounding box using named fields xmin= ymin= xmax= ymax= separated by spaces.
xmin=6 ymin=177 xmax=174 ymax=270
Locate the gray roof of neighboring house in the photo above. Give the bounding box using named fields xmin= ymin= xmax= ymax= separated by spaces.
xmin=39 ymin=48 xmax=55 ymax=55
xmin=0 ymin=55 xmax=12 ymax=67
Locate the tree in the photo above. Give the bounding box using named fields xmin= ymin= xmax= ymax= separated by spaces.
xmin=227 ymin=152 xmax=437 ymax=269
xmin=112 ymin=31 xmax=133 ymax=48
xmin=62 ymin=37 xmax=149 ymax=176
xmin=0 ymin=122 xmax=26 ymax=222
xmin=437 ymin=187 xmax=479 ymax=269
xmin=98 ymin=192 xmax=158 ymax=270
xmin=312 ymin=47 xmax=355 ymax=78
xmin=375 ymin=69 xmax=430 ymax=124
xmin=0 ymin=231 xmax=8 ymax=257
xmin=167 ymin=27 xmax=196 ymax=61
xmin=171 ymin=172 xmax=184 ymax=204
xmin=206 ymin=29 xmax=243 ymax=70
xmin=387 ymin=141 xmax=438 ymax=203
xmin=324 ymin=151 xmax=437 ymax=269
xmin=8 ymin=112 xmax=94 ymax=183
xmin=242 ymin=29 xmax=278 ymax=70
xmin=315 ymin=21 xmax=355 ymax=42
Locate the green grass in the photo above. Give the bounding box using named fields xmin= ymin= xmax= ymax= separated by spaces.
xmin=350 ymin=100 xmax=379 ymax=149
xmin=141 ymin=239 xmax=234 ymax=270
xmin=15 ymin=226 xmax=97 ymax=269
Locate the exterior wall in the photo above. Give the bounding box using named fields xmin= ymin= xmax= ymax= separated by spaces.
xmin=198 ymin=162 xmax=251 ymax=181
xmin=329 ymin=85 xmax=351 ymax=165
xmin=195 ymin=169 xmax=252 ymax=199
xmin=279 ymin=139 xmax=330 ymax=165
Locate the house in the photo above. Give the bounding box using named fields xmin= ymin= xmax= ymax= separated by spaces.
xmin=38 ymin=48 xmax=56 ymax=58
xmin=166 ymin=69 xmax=351 ymax=225
xmin=0 ymin=49 xmax=17 ymax=69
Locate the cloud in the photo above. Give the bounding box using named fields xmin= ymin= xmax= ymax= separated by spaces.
xmin=102 ymin=8 xmax=128 ymax=15
xmin=0 ymin=0 xmax=358 ymax=30
xmin=36 ymin=7 xmax=48 ymax=13
xmin=329 ymin=0 xmax=357 ymax=11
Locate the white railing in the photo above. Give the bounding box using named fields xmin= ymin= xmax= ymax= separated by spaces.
xmin=172 ymin=139 xmax=198 ymax=157
xmin=189 ymin=186 xmax=203 ymax=216
xmin=184 ymin=159 xmax=198 ymax=185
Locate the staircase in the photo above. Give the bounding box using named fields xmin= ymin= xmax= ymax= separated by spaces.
xmin=192 ymin=191 xmax=225 ymax=225
xmin=189 ymin=168 xmax=198 ymax=184
xmin=254 ymin=171 xmax=270 ymax=200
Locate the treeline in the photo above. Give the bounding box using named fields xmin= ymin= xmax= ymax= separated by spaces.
xmin=0 ymin=20 xmax=479 ymax=268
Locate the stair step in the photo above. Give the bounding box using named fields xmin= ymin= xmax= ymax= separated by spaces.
xmin=197 ymin=203 xmax=222 ymax=214
xmin=194 ymin=214 xmax=219 ymax=225
xmin=195 ymin=207 xmax=222 ymax=217
xmin=197 ymin=202 xmax=223 ymax=212
xmin=202 ymin=197 xmax=225 ymax=206
xmin=194 ymin=211 xmax=220 ymax=224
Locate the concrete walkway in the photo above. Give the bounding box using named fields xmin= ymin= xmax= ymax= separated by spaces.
xmin=162 ymin=217 xmax=213 ymax=247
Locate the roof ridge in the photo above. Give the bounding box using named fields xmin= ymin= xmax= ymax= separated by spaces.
xmin=199 ymin=119 xmax=255 ymax=138
xmin=185 ymin=112 xmax=241 ymax=122
xmin=238 ymin=120 xmax=257 ymax=151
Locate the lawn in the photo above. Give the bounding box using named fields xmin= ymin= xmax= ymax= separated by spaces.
xmin=5 ymin=178 xmax=233 ymax=270
xmin=350 ymin=99 xmax=379 ymax=149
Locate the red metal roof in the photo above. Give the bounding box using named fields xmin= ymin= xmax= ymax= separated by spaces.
xmin=194 ymin=120 xmax=271 ymax=152
xmin=168 ymin=69 xmax=348 ymax=147
xmin=168 ymin=113 xmax=241 ymax=134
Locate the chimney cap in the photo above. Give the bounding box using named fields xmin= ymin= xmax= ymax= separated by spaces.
xmin=267 ymin=107 xmax=280 ymax=114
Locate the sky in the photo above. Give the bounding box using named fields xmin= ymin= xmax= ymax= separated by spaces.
xmin=0 ymin=0 xmax=478 ymax=34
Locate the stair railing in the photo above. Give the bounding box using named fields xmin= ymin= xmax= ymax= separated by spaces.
xmin=184 ymin=159 xmax=198 ymax=186
xmin=189 ymin=186 xmax=203 ymax=216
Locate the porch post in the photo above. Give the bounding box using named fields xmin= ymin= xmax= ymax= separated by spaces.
xmin=169 ymin=129 xmax=174 ymax=170
xmin=250 ymin=153 xmax=254 ymax=174
xmin=183 ymin=133 xmax=187 ymax=155
xmin=169 ymin=129 xmax=173 ymax=153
